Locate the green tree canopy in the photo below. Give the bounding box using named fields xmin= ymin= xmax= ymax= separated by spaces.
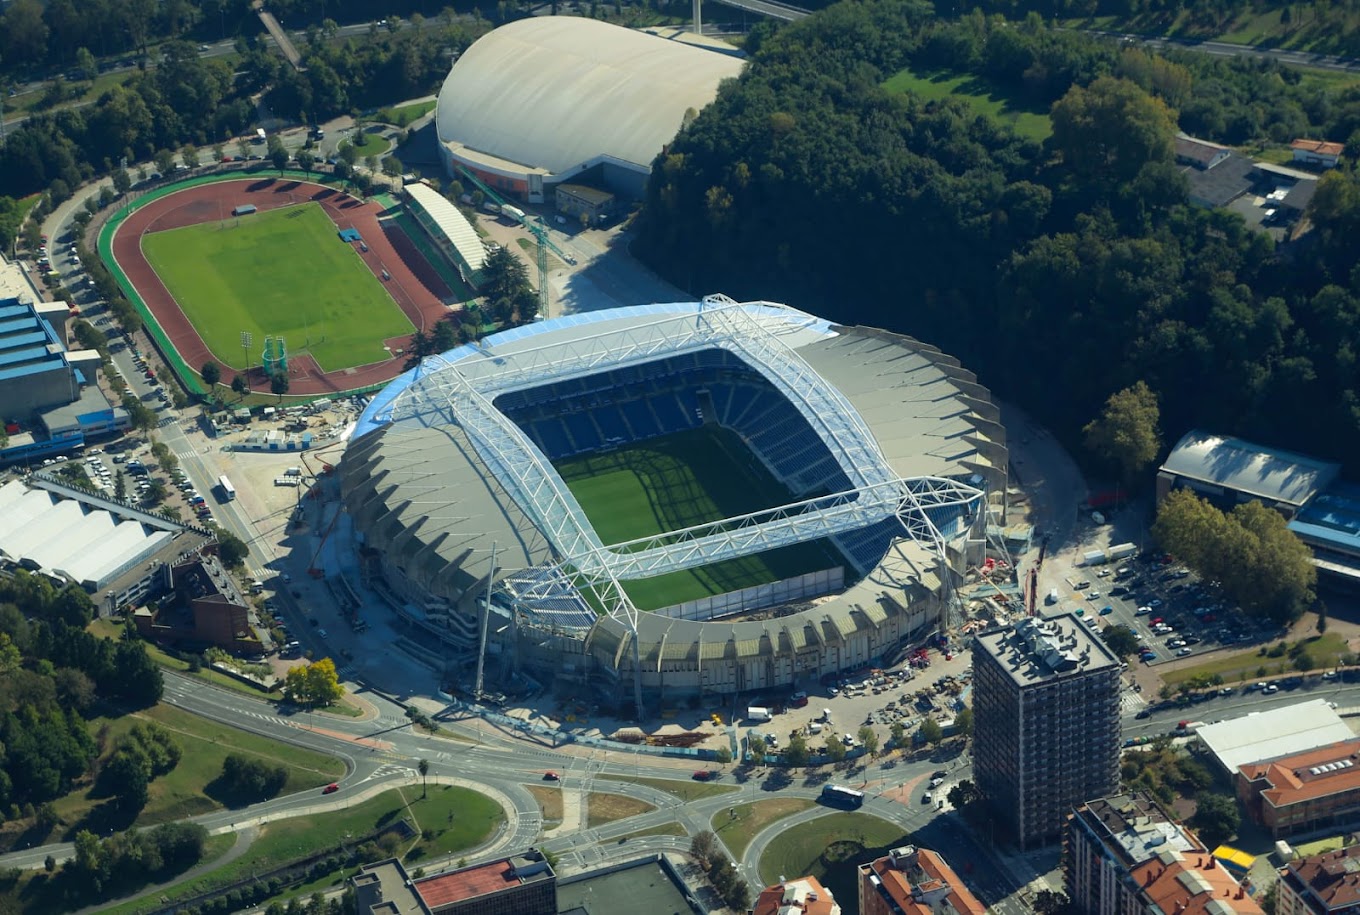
xmin=1049 ymin=76 xmax=1177 ymax=190
xmin=1083 ymin=381 xmax=1162 ymax=484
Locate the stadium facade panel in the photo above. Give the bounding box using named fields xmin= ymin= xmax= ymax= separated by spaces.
xmin=339 ymin=301 xmax=1007 ymax=706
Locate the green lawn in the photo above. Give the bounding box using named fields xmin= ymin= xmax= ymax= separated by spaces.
xmin=350 ymin=132 xmax=393 ymax=158
xmin=49 ymin=703 xmax=344 ymax=839
xmin=759 ymin=811 xmax=906 ymax=911
xmin=140 ymin=201 xmax=413 ymax=371
xmin=882 ymin=67 xmax=1053 ymax=141
xmin=555 ymin=427 xmax=846 ymax=611
xmin=1162 ymin=633 xmax=1349 ymax=686
xmin=714 ymin=797 xmax=815 ymax=862
xmin=376 ymin=100 xmax=437 ymax=128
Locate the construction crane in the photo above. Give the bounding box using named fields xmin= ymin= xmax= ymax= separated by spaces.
xmin=453 ymin=165 xmax=576 ymax=318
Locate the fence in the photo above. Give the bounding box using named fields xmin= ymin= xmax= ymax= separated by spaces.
xmin=652 ymin=568 xmax=844 ymax=621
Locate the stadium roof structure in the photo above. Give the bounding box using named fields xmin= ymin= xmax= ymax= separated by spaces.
xmin=0 ymin=478 xmax=182 ymax=590
xmin=343 ymin=298 xmax=1005 ymax=714
xmin=434 ymin=17 xmax=744 ymax=178
xmin=404 ymin=182 xmax=486 ymax=277
xmin=1197 ymin=700 xmax=1354 ymax=775
xmin=1160 ymin=430 xmax=1339 ymax=509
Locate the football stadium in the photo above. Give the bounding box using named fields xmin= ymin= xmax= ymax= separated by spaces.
xmin=339 ymin=298 xmax=1008 ymax=713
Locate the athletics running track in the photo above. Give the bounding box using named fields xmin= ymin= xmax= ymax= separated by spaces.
xmin=109 ymin=177 xmax=454 ymax=396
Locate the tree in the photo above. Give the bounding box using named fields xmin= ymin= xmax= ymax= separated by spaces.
xmin=784 ymin=731 xmax=809 ymax=767
xmin=217 ymin=753 xmax=286 ymax=801
xmin=213 ymin=528 xmax=249 ymax=568
xmin=418 ymin=758 xmax=429 ymax=798
xmin=920 ymin=718 xmax=944 ymax=746
xmin=714 ymin=745 xmax=733 ymax=765
xmin=271 ymin=145 xmax=290 ymax=175
xmin=142 ymin=478 xmax=167 ymax=505
xmin=285 ymin=657 xmax=345 ymax=708
xmin=76 ymin=47 xmax=98 ymax=84
xmin=295 ymin=150 xmax=315 ymax=177
xmin=857 ymin=725 xmax=880 ymax=756
xmin=1189 ymin=793 xmax=1241 ymax=848
xmin=270 ymin=371 xmax=289 ymax=401
xmin=201 ymin=361 xmax=221 ymax=387
xmin=121 ymin=394 xmax=156 ymax=433
xmin=954 ymin=707 xmax=973 ymax=740
xmin=1101 ymin=624 xmax=1142 ymax=658
xmin=112 ymin=168 xmax=132 ymax=197
xmin=1083 ymin=381 xmax=1161 ymax=484
xmin=154 ymin=149 xmax=176 ymax=176
xmin=1049 ymin=77 xmax=1177 ymax=190
xmin=825 ymin=735 xmax=847 ymax=765
xmin=1153 ymin=490 xmax=1316 ymax=624
xmin=890 ymin=720 xmax=905 ymax=747
xmin=1318 ymin=601 xmax=1329 ymax=635
xmin=382 ymin=157 xmax=403 ymax=180
xmin=180 ymin=146 xmax=199 ymax=169
xmin=947 ymin=779 xmax=981 ymax=810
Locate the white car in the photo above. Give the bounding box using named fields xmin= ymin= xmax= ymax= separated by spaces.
xmin=1135 ymin=606 xmax=1152 ymax=615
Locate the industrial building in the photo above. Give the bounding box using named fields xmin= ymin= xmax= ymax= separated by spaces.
xmin=351 ymin=850 xmax=695 ymax=915
xmin=433 ymin=17 xmax=744 ymax=201
xmin=971 ymin=614 xmax=1122 ymax=849
xmin=0 ymin=476 xmax=209 ymax=612
xmin=339 ymin=298 xmax=1006 ymax=710
xmin=0 ymin=260 xmax=130 ymax=464
xmin=1196 ymin=700 xmax=1354 ymax=777
xmin=1278 ymin=845 xmax=1360 ymax=915
xmin=1067 ymin=792 xmax=1262 ymax=915
xmin=858 ymin=845 xmax=984 ymax=915
xmin=1157 ymin=430 xmax=1360 ymax=588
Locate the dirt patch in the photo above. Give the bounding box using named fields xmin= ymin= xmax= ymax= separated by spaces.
xmin=586 ymin=792 xmax=655 ymax=827
xmin=527 ymin=784 xmax=564 ymax=825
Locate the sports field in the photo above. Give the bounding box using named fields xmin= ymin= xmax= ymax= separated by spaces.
xmin=555 ymin=427 xmax=844 ymax=611
xmin=140 ymin=203 xmax=414 ymax=372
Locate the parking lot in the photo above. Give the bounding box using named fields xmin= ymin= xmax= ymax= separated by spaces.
xmin=1047 ymin=547 xmax=1286 ymax=669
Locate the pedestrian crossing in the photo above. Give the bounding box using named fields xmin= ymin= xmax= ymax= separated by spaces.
xmin=174 ymin=449 xmax=197 ymax=460
xmin=1120 ymin=688 xmax=1147 ymax=713
xmin=336 ymin=664 xmax=358 ymax=681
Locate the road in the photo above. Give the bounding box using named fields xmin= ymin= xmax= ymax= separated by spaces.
xmin=1084 ymin=28 xmax=1360 ymax=72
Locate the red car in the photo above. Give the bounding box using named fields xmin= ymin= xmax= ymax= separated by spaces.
xmin=322 ymin=782 xmax=339 ymax=794
xmin=543 ymin=771 xmax=560 ymax=781
xmin=692 ymin=770 xmax=718 ymax=781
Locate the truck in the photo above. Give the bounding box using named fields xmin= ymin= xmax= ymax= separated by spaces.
xmin=746 ymin=706 xmax=772 ymax=723
xmin=1046 ymin=588 xmax=1060 ymax=605
xmin=501 ymin=204 xmax=526 ymax=223
xmin=254 ymin=127 xmax=266 ymax=143
xmin=1083 ymin=542 xmax=1138 ymax=566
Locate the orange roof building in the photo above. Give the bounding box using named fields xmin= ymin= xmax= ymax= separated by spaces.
xmin=858 ymin=845 xmax=986 ymax=915
xmin=1131 ymin=850 xmax=1264 ymax=915
xmin=1237 ymin=739 xmax=1360 ymax=838
xmin=752 ymin=875 xmax=841 ymax=915
xmin=1278 ymin=844 xmax=1360 ymax=915
xmin=1292 ymin=139 xmax=1344 ymax=167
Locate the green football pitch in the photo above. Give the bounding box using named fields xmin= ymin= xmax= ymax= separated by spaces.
xmin=554 ymin=427 xmax=844 ymax=612
xmin=140 ymin=203 xmax=414 ymax=372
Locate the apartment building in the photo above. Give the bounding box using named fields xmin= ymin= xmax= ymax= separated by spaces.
xmin=1278 ymin=845 xmax=1360 ymax=915
xmin=972 ymin=615 xmax=1122 ymax=849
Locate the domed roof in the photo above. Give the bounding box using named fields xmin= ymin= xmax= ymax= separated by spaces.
xmin=434 ymin=17 xmax=744 ymax=176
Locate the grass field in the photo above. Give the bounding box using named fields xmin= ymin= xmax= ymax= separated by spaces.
xmin=556 ymin=427 xmax=846 ymax=611
xmin=714 ymin=797 xmax=815 ymax=861
xmin=759 ymin=811 xmax=906 ymax=914
xmin=140 ymin=202 xmax=413 ymax=371
xmin=587 ymin=791 xmax=656 ymax=827
xmin=882 ymin=67 xmax=1053 ymax=141
xmin=46 ymin=703 xmax=344 ymax=839
xmin=375 ymin=99 xmax=437 ymax=128
xmin=1161 ymin=633 xmax=1348 ymax=686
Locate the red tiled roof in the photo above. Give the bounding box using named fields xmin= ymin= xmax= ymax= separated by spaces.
xmin=869 ymin=849 xmax=986 ymax=915
xmin=1131 ymin=853 xmax=1263 ymax=915
xmin=1292 ymin=139 xmax=1344 ymax=156
xmin=416 ymin=860 xmax=519 ymax=908
xmin=1287 ymin=845 xmax=1360 ymax=911
xmin=752 ymin=876 xmax=838 ymax=915
xmin=1238 ymin=739 xmax=1360 ymax=808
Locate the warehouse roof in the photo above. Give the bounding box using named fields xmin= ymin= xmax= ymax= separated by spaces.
xmin=434 ymin=17 xmax=744 ymax=177
xmin=1160 ymin=430 xmax=1339 ymax=508
xmin=1198 ymin=700 xmax=1353 ymax=774
xmin=0 ymin=479 xmax=179 ymax=590
xmin=404 ymin=183 xmax=486 ymax=276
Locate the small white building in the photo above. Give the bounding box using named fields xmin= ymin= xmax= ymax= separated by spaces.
xmin=1291 ymin=139 xmax=1343 ymax=169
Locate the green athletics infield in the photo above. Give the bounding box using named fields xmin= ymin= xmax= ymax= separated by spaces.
xmin=140 ymin=202 xmax=413 ymax=371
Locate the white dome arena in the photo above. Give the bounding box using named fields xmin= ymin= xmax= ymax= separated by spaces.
xmin=340 ymin=299 xmax=1008 ymax=712
xmin=433 ymin=17 xmax=744 ymax=200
